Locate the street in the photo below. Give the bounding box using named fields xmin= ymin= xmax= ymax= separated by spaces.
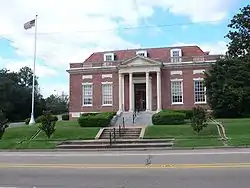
xmin=0 ymin=148 xmax=250 ymax=187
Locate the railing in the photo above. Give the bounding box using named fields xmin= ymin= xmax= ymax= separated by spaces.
xmin=79 ymin=55 xmax=223 ymax=68
xmin=109 ymin=117 xmax=126 ymax=145
xmin=132 ymin=108 xmax=140 ymax=124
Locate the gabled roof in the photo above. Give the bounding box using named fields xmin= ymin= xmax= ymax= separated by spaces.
xmin=83 ymin=45 xmax=205 ymax=64
xmin=119 ymin=55 xmax=162 ymax=67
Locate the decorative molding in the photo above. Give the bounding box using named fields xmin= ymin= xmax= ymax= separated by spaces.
xmin=102 ymin=74 xmax=112 ymax=78
xmin=193 ymin=77 xmax=204 ymax=81
xmin=82 ymin=75 xmax=92 ymax=79
xmin=170 ymin=70 xmax=182 ymax=75
xmin=170 ymin=78 xmax=183 ymax=82
xmin=101 ymin=82 xmax=113 ymax=84
xmin=193 ymin=69 xmax=205 ymax=74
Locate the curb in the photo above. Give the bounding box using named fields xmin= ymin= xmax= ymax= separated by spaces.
xmin=0 ymin=146 xmax=249 ymax=152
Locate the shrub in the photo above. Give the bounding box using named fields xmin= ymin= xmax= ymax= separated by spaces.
xmin=0 ymin=110 xmax=8 ymax=140
xmin=36 ymin=115 xmax=58 ymax=123
xmin=190 ymin=106 xmax=208 ymax=134
xmin=78 ymin=112 xmax=116 ymax=127
xmin=152 ymin=111 xmax=186 ymax=125
xmin=25 ymin=118 xmax=30 ymax=125
xmin=162 ymin=109 xmax=193 ymax=119
xmin=62 ymin=114 xmax=69 ymax=121
xmin=38 ymin=111 xmax=56 ymax=139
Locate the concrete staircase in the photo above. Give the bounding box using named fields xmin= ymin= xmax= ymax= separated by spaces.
xmin=56 ymin=138 xmax=175 ymax=150
xmin=99 ymin=128 xmax=142 ymax=139
xmin=115 ymin=111 xmax=155 ymax=127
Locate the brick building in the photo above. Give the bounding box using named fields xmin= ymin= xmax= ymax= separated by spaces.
xmin=67 ymin=46 xmax=221 ymax=119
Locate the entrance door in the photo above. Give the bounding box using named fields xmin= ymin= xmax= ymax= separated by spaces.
xmin=134 ymin=83 xmax=146 ymax=111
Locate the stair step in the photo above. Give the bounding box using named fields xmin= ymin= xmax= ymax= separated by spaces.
xmin=57 ymin=142 xmax=174 ymax=149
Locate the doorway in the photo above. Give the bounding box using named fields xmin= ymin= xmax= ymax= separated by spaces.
xmin=134 ymin=83 xmax=146 ymax=111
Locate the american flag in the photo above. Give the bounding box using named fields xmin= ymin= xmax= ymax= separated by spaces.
xmin=24 ymin=19 xmax=35 ymax=30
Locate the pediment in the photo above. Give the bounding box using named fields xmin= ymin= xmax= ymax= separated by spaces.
xmin=119 ymin=56 xmax=162 ymax=67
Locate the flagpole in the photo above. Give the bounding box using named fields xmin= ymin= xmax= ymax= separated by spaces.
xmin=29 ymin=15 xmax=38 ymax=125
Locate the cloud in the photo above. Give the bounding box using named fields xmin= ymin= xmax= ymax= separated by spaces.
xmin=39 ymin=82 xmax=69 ymax=98
xmin=0 ymin=57 xmax=58 ymax=77
xmin=0 ymin=0 xmax=233 ymax=96
xmin=172 ymin=41 xmax=228 ymax=55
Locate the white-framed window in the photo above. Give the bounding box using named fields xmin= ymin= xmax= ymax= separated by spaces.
xmin=171 ymin=80 xmax=183 ymax=104
xmin=170 ymin=48 xmax=182 ymax=62
xmin=136 ymin=50 xmax=148 ymax=57
xmin=102 ymin=83 xmax=113 ymax=106
xmin=104 ymin=53 xmax=114 ymax=61
xmin=194 ymin=79 xmax=206 ymax=103
xmin=82 ymin=83 xmax=93 ymax=106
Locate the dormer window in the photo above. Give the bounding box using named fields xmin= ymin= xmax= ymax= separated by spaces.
xmin=136 ymin=50 xmax=147 ymax=57
xmin=104 ymin=53 xmax=115 ymax=61
xmin=170 ymin=48 xmax=182 ymax=62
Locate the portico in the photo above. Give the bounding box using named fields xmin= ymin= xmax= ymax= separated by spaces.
xmin=118 ymin=56 xmax=162 ymax=113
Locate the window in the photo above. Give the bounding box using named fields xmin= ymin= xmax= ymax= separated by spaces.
xmin=102 ymin=83 xmax=113 ymax=106
xmin=82 ymin=84 xmax=92 ymax=106
xmin=136 ymin=50 xmax=147 ymax=57
xmin=194 ymin=79 xmax=206 ymax=103
xmin=170 ymin=49 xmax=182 ymax=62
xmin=104 ymin=53 xmax=114 ymax=61
xmin=171 ymin=80 xmax=183 ymax=104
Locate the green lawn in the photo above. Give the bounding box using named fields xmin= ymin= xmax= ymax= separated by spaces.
xmin=0 ymin=121 xmax=100 ymax=149
xmin=144 ymin=118 xmax=250 ymax=148
xmin=219 ymin=118 xmax=250 ymax=146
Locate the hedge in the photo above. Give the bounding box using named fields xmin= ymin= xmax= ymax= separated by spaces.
xmin=78 ymin=112 xmax=116 ymax=127
xmin=162 ymin=109 xmax=193 ymax=119
xmin=152 ymin=111 xmax=186 ymax=125
xmin=62 ymin=114 xmax=69 ymax=121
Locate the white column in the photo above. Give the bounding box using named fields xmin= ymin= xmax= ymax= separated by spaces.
xmin=157 ymin=71 xmax=162 ymax=111
xmin=118 ymin=73 xmax=123 ymax=112
xmin=121 ymin=74 xmax=124 ymax=111
xmin=146 ymin=71 xmax=150 ymax=111
xmin=149 ymin=78 xmax=152 ymax=110
xmin=129 ymin=73 xmax=133 ymax=112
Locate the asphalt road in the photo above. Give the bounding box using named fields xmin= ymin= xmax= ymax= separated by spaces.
xmin=0 ymin=148 xmax=250 ymax=188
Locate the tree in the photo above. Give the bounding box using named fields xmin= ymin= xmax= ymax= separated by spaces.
xmin=45 ymin=92 xmax=69 ymax=115
xmin=226 ymin=5 xmax=250 ymax=58
xmin=0 ymin=110 xmax=8 ymax=140
xmin=190 ymin=106 xmax=208 ymax=134
xmin=0 ymin=67 xmax=45 ymax=122
xmin=38 ymin=111 xmax=56 ymax=139
xmin=204 ymin=5 xmax=250 ymax=117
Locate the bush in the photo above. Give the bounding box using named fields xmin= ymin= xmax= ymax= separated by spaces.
xmin=162 ymin=109 xmax=193 ymax=119
xmin=0 ymin=110 xmax=8 ymax=140
xmin=36 ymin=115 xmax=58 ymax=123
xmin=190 ymin=106 xmax=208 ymax=134
xmin=152 ymin=111 xmax=186 ymax=125
xmin=62 ymin=114 xmax=69 ymax=121
xmin=25 ymin=118 xmax=30 ymax=125
xmin=78 ymin=112 xmax=116 ymax=127
xmin=38 ymin=111 xmax=56 ymax=139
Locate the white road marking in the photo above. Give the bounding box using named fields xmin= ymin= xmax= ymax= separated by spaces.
xmin=0 ymin=150 xmax=250 ymax=157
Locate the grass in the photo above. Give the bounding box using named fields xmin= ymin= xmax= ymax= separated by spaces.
xmin=219 ymin=118 xmax=250 ymax=147
xmin=0 ymin=121 xmax=100 ymax=149
xmin=145 ymin=118 xmax=250 ymax=148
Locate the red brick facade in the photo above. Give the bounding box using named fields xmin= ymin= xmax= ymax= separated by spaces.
xmin=67 ymin=46 xmax=221 ymax=119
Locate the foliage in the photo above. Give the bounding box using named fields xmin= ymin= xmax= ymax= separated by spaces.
xmin=36 ymin=115 xmax=58 ymax=124
xmin=38 ymin=111 xmax=56 ymax=139
xmin=78 ymin=112 xmax=116 ymax=127
xmin=62 ymin=114 xmax=69 ymax=121
xmin=25 ymin=118 xmax=30 ymax=125
xmin=190 ymin=106 xmax=208 ymax=134
xmin=226 ymin=5 xmax=250 ymax=58
xmin=0 ymin=67 xmax=46 ymax=122
xmin=162 ymin=109 xmax=193 ymax=119
xmin=152 ymin=111 xmax=186 ymax=125
xmin=45 ymin=93 xmax=69 ymax=115
xmin=204 ymin=5 xmax=250 ymax=118
xmin=0 ymin=110 xmax=9 ymax=140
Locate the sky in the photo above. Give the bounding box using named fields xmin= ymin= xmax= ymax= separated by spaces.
xmin=0 ymin=0 xmax=249 ymax=97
